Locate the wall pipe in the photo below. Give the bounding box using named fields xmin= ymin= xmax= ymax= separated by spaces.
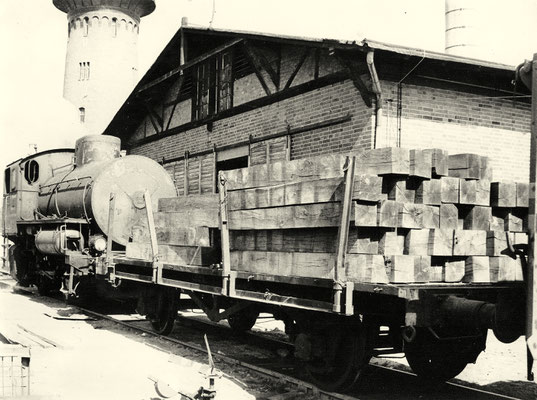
xmin=367 ymin=51 xmax=383 ymax=149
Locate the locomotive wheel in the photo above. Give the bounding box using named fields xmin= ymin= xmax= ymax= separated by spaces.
xmin=227 ymin=308 xmax=259 ymax=332
xmin=304 ymin=322 xmax=371 ymax=392
xmin=404 ymin=328 xmax=487 ymax=381
xmin=150 ymin=288 xmax=178 ymax=336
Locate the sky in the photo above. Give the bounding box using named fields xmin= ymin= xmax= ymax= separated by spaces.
xmin=1 ymin=0 xmax=537 ymax=175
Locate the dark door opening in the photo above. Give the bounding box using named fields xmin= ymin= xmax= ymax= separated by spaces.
xmin=215 ymin=155 xmax=248 ymax=191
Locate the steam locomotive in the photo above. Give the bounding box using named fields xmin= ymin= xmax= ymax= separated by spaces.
xmin=2 ymin=134 xmax=529 ymax=392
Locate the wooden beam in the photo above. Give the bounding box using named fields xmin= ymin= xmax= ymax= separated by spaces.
xmin=336 ymin=53 xmax=372 ymax=108
xmin=243 ymin=41 xmax=272 ymax=95
xmin=165 ymin=74 xmax=185 ymax=131
xmin=143 ymin=102 xmax=162 ymax=133
xmin=138 ymin=38 xmax=243 ymax=93
xmin=284 ymin=48 xmax=311 ymax=90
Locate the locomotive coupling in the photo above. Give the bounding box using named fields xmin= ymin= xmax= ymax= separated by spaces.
xmin=440 ymin=295 xmax=524 ymax=344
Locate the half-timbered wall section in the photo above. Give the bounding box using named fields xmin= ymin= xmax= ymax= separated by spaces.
xmin=104 ymin=27 xmax=531 ymax=192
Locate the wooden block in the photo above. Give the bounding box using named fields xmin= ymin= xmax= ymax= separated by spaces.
xmin=228 ymin=202 xmax=344 ymax=230
xmin=409 ymin=149 xmax=432 ymax=178
xmin=479 ymin=156 xmax=493 ymax=181
xmin=475 ymin=180 xmax=491 ymax=206
xmin=154 ymin=210 xmax=219 ymax=229
xmin=444 ymin=260 xmax=465 ymax=282
xmin=228 ymin=178 xmax=344 ymax=210
xmin=399 ymin=203 xmax=439 ymax=229
xmin=387 ymin=255 xmax=430 ymax=283
xmin=490 ymin=209 xmax=506 ymax=231
xmin=448 ymin=153 xmax=481 ymax=179
xmin=440 ymin=177 xmax=460 ymax=203
xmin=428 ymin=229 xmax=454 ymax=256
xmin=355 ymin=147 xmax=410 ymax=175
xmin=459 ymin=179 xmax=477 ymax=204
xmin=453 ymin=230 xmax=487 ymax=256
xmin=354 ymin=201 xmax=378 ymax=227
xmin=353 ymin=174 xmax=385 ymax=202
xmin=491 ymin=257 xmax=516 ymax=282
xmin=405 ymin=229 xmax=430 ymax=255
xmin=439 ymin=204 xmax=458 ymax=229
xmin=132 ymin=225 xmax=211 ymax=247
xmin=423 ymin=148 xmax=449 ymax=177
xmin=505 ymin=210 xmax=527 ymax=232
xmin=378 ymin=200 xmax=402 ymax=227
xmin=159 ymin=194 xmax=219 ymax=212
xmin=224 ymin=154 xmax=347 ymax=190
xmin=230 ymin=250 xmax=335 ymax=279
xmin=463 ymin=256 xmax=493 ymax=283
xmin=514 ymin=232 xmax=529 ymax=245
xmin=383 ymin=177 xmax=415 ymax=203
xmin=486 ymin=231 xmax=512 ymax=256
xmin=516 ymin=182 xmax=529 ymax=208
xmin=429 ymin=266 xmax=444 ymax=282
xmin=491 ymin=181 xmax=517 ymax=207
xmin=126 ymin=243 xmax=219 ymax=266
xmin=379 ymin=231 xmax=405 ymax=255
xmin=463 ymin=206 xmax=491 ymax=230
xmin=347 ymin=228 xmax=380 ymax=254
xmin=346 ymin=254 xmax=388 ymax=283
xmin=416 ymin=179 xmax=441 ymax=205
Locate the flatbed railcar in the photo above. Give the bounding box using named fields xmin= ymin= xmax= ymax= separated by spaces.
xmin=2 ymin=134 xmax=528 ymax=392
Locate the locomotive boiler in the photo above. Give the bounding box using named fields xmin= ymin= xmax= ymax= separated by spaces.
xmin=3 ymin=135 xmax=176 ymax=294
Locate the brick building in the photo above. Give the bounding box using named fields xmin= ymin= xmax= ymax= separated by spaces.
xmin=104 ymin=25 xmax=531 ymax=192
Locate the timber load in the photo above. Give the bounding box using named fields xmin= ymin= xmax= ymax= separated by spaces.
xmin=127 ymin=147 xmax=528 ymax=285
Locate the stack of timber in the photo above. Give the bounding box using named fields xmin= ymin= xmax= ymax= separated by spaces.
xmin=126 ymin=194 xmax=221 ymax=267
xmin=223 ymin=148 xmax=528 ymax=285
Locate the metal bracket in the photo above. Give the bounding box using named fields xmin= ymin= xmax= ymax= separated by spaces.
xmin=218 ymin=172 xmax=231 ymax=295
xmin=105 ymin=193 xmax=116 ymax=283
xmin=144 ymin=190 xmax=161 ymax=284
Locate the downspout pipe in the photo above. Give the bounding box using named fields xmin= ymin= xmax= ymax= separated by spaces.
xmin=366 ymin=51 xmax=383 ymax=149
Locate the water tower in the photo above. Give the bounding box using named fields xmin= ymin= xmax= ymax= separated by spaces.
xmin=53 ymin=0 xmax=156 ymax=134
xmin=444 ymin=0 xmax=483 ymax=58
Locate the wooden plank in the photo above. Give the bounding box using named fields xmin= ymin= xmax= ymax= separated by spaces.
xmin=379 ymin=231 xmax=405 ymax=255
xmin=439 ymin=203 xmax=459 ymax=229
xmin=475 ymin=180 xmax=491 ymax=206
xmin=490 ymin=209 xmax=506 ymax=231
xmin=480 ymin=156 xmax=493 ymax=181
xmin=516 ymin=182 xmax=530 ymax=208
xmin=463 ymin=206 xmax=491 ymax=230
xmin=491 ymin=181 xmax=517 ymax=207
xmin=448 ymin=153 xmax=481 ymax=179
xmin=378 ymin=200 xmax=402 ymax=227
xmin=223 ymin=154 xmax=346 ymax=190
xmin=453 ymin=230 xmax=487 ymax=256
xmin=440 ymin=177 xmax=460 ymax=203
xmin=132 ymin=225 xmax=211 ymax=247
xmin=230 ymin=250 xmax=334 ymax=279
xmin=505 ymin=209 xmax=527 ymax=232
xmin=423 ymin=148 xmax=449 ymax=177
xmin=464 ymin=256 xmax=495 ymax=283
xmin=416 ymin=179 xmax=441 ymax=205
xmin=154 ymin=209 xmax=220 ymax=229
xmin=444 ymin=260 xmax=465 ymax=282
xmin=345 ymin=254 xmax=388 ymax=283
xmin=383 ymin=177 xmax=415 ymax=203
xmin=355 ymin=147 xmax=410 ymax=175
xmin=230 ymin=229 xmax=338 ymax=253
xmin=347 ymin=228 xmax=380 ymax=254
xmin=387 ymin=255 xmax=431 ymax=283
xmin=159 ymin=194 xmax=219 ymax=212
xmin=228 ymin=202 xmax=345 ymax=230
xmin=353 ymin=174 xmax=385 ymax=201
xmin=126 ymin=243 xmax=219 ymax=266
xmin=486 ymin=231 xmax=513 ymax=256
xmin=409 ymin=149 xmax=432 ymax=178
xmin=459 ymin=179 xmax=477 ymax=204
xmin=354 ymin=201 xmax=378 ymax=227
xmin=404 ymin=229 xmax=429 ymax=255
xmin=227 ymin=177 xmax=344 ymax=210
xmin=491 ymin=257 xmax=517 ymax=281
xmin=428 ymin=229 xmax=454 ymax=256
xmin=429 ymin=266 xmax=444 ymax=282
xmin=398 ymin=203 xmax=439 ymax=229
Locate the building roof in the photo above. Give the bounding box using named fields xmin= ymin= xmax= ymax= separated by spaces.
xmin=53 ymin=0 xmax=156 ymax=18
xmin=104 ymin=24 xmax=527 ymax=139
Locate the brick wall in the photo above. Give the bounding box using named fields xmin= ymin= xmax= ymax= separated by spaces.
xmin=377 ymin=81 xmax=531 ymax=182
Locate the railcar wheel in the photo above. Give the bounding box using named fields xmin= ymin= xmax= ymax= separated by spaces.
xmin=404 ymin=328 xmax=487 ymax=381
xmin=150 ymin=288 xmax=178 ymax=336
xmin=227 ymin=308 xmax=259 ymax=332
xmin=304 ymin=322 xmax=371 ymax=392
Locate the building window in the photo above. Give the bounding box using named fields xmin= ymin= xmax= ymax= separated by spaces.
xmin=193 ymin=51 xmax=233 ymax=121
xmin=83 ymin=17 xmax=89 ymax=36
xmin=79 ymin=107 xmax=85 ymax=123
xmin=79 ymin=62 xmax=90 ymax=81
xmin=112 ymin=18 xmax=118 ymax=37
xmin=4 ymin=168 xmax=11 ymax=194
